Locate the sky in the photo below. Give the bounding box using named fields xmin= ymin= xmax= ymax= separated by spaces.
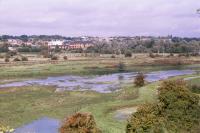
xmin=0 ymin=0 xmax=199 ymax=37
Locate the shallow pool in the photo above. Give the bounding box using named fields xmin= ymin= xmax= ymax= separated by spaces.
xmin=0 ymin=70 xmax=195 ymax=93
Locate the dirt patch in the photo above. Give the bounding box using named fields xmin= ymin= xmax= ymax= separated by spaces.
xmin=114 ymin=106 xmax=138 ymax=121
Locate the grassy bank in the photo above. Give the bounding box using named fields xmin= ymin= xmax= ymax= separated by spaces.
xmin=0 ymin=57 xmax=199 ymax=79
xmin=0 ymin=81 xmax=156 ymax=133
xmin=0 ymin=74 xmax=199 ymax=132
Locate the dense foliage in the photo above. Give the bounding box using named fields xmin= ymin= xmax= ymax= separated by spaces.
xmin=59 ymin=113 xmax=101 ymax=133
xmin=127 ymin=80 xmax=200 ymax=133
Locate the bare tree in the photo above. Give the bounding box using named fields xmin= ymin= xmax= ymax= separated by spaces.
xmin=93 ymin=40 xmax=107 ymax=53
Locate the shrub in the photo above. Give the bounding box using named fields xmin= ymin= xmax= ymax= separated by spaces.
xmin=127 ymin=80 xmax=200 ymax=133
xmin=117 ymin=62 xmax=125 ymax=72
xmin=4 ymin=57 xmax=9 ymax=62
xmin=13 ymin=57 xmax=21 ymax=62
xmin=21 ymin=56 xmax=28 ymax=61
xmin=63 ymin=56 xmax=68 ymax=60
xmin=59 ymin=113 xmax=101 ymax=133
xmin=134 ymin=73 xmax=145 ymax=87
xmin=125 ymin=51 xmax=132 ymax=57
xmin=51 ymin=55 xmax=58 ymax=60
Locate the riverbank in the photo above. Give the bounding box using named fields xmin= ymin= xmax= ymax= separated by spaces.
xmin=0 ymin=56 xmax=200 ymax=79
xmin=0 ymin=72 xmax=199 ymax=133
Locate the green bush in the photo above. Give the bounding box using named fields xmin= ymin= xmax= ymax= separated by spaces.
xmin=127 ymin=80 xmax=200 ymax=133
xmin=59 ymin=113 xmax=101 ymax=133
xmin=134 ymin=73 xmax=145 ymax=87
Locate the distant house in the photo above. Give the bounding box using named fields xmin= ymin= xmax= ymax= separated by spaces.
xmin=48 ymin=40 xmax=67 ymax=49
xmin=67 ymin=41 xmax=93 ymax=50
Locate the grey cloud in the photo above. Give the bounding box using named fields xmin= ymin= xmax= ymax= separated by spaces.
xmin=0 ymin=0 xmax=199 ymax=37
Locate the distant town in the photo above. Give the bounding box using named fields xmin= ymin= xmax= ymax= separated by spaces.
xmin=0 ymin=35 xmax=200 ymax=55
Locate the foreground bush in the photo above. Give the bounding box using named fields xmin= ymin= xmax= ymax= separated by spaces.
xmin=59 ymin=113 xmax=101 ymax=133
xmin=127 ymin=80 xmax=200 ymax=133
xmin=134 ymin=73 xmax=145 ymax=87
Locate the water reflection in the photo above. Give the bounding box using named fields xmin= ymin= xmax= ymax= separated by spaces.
xmin=0 ymin=70 xmax=195 ymax=93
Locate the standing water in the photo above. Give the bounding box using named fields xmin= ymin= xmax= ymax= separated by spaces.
xmin=0 ymin=70 xmax=195 ymax=93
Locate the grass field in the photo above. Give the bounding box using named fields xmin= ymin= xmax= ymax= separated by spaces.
xmin=0 ymin=55 xmax=200 ymax=79
xmin=0 ymin=81 xmax=157 ymax=133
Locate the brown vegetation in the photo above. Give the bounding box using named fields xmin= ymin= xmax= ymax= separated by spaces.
xmin=59 ymin=113 xmax=101 ymax=133
xmin=134 ymin=73 xmax=145 ymax=87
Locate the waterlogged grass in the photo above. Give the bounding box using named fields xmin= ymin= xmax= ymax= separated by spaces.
xmin=0 ymin=82 xmax=158 ymax=133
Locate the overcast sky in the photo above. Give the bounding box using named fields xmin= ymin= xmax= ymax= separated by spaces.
xmin=0 ymin=0 xmax=199 ymax=37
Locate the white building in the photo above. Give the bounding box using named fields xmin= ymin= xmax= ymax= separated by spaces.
xmin=48 ymin=40 xmax=65 ymax=49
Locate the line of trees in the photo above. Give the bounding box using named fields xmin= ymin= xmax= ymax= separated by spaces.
xmin=88 ymin=39 xmax=200 ymax=54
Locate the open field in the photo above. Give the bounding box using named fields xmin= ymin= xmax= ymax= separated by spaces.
xmin=0 ymin=53 xmax=200 ymax=79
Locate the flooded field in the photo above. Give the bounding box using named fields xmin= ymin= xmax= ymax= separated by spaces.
xmin=0 ymin=70 xmax=195 ymax=93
